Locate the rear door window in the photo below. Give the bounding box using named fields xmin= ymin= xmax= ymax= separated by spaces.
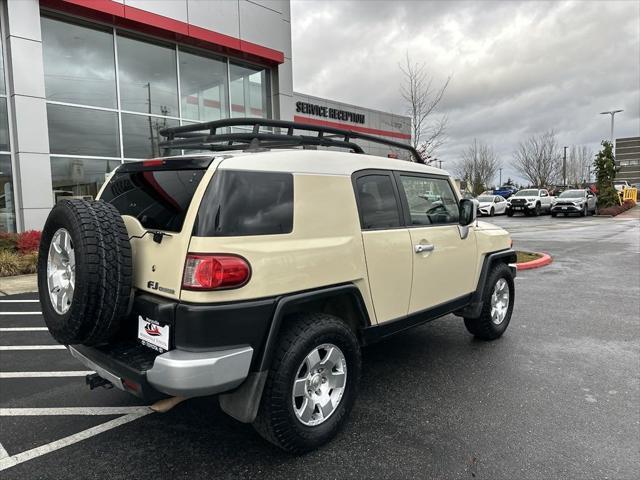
xmin=354 ymin=173 xmax=402 ymax=230
xmin=100 ymin=167 xmax=206 ymax=232
xmin=195 ymin=170 xmax=293 ymax=236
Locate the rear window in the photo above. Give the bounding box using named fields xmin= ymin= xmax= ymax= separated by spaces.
xmin=100 ymin=168 xmax=206 ymax=232
xmin=195 ymin=170 xmax=293 ymax=236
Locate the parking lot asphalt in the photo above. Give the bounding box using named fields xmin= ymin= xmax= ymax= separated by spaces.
xmin=1 ymin=213 xmax=638 ymax=479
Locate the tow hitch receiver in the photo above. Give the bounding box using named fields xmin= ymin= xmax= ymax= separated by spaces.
xmin=86 ymin=373 xmax=114 ymax=390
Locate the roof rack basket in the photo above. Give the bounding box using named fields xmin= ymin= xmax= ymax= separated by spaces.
xmin=159 ymin=118 xmax=423 ymax=163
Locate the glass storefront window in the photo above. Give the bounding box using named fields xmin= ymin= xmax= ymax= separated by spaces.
xmin=121 ymin=114 xmax=178 ymax=159
xmin=0 ymin=155 xmax=16 ymax=232
xmin=47 ymin=104 xmax=120 ymax=157
xmin=230 ymin=63 xmax=270 ymax=119
xmin=41 ymin=17 xmax=116 ymax=108
xmin=0 ymin=34 xmax=5 ymax=95
xmin=117 ymin=36 xmax=179 ymax=117
xmin=179 ymin=50 xmax=228 ymax=122
xmin=50 ymin=156 xmax=120 ymax=202
xmin=0 ymin=99 xmax=9 ymax=152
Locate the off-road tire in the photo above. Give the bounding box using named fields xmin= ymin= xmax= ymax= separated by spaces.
xmin=37 ymin=199 xmax=132 ymax=345
xmin=533 ymin=203 xmax=541 ymax=216
xmin=464 ymin=263 xmax=515 ymax=341
xmin=253 ymin=313 xmax=361 ymax=453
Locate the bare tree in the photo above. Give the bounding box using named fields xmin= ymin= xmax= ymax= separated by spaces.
xmin=454 ymin=139 xmax=502 ymax=195
xmin=566 ymin=145 xmax=593 ymax=185
xmin=512 ymin=130 xmax=562 ymax=187
xmin=400 ymin=53 xmax=451 ymax=161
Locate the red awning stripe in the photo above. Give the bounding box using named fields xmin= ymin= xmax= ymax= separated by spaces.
xmin=293 ymin=115 xmax=412 ymax=140
xmin=43 ymin=0 xmax=285 ymax=65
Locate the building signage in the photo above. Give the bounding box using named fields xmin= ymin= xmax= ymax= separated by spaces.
xmin=295 ymin=101 xmax=365 ymax=124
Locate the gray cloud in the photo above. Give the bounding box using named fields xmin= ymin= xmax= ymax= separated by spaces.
xmin=291 ymin=0 xmax=640 ymax=184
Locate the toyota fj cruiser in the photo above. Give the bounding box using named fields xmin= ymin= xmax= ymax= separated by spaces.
xmin=38 ymin=119 xmax=516 ymax=453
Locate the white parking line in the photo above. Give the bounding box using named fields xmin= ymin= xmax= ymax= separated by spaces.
xmin=0 ymin=312 xmax=42 ymax=315
xmin=0 ymin=327 xmax=48 ymax=332
xmin=0 ymin=371 xmax=93 ymax=378
xmin=0 ymin=443 xmax=8 ymax=461
xmin=0 ymin=407 xmax=152 ymax=416
xmin=0 ymin=300 xmax=39 ymax=303
xmin=0 ymin=412 xmax=151 ymax=471
xmin=0 ymin=345 xmax=65 ymax=351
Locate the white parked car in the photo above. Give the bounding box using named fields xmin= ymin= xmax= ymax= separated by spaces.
xmin=476 ymin=195 xmax=508 ymax=216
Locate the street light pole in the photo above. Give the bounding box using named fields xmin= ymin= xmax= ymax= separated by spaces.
xmin=600 ymin=109 xmax=623 ymax=146
xmin=499 ymin=168 xmax=502 ymax=186
xmin=563 ymin=146 xmax=568 ymax=187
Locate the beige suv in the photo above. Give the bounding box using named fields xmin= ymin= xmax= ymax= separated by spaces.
xmin=37 ymin=119 xmax=516 ymax=453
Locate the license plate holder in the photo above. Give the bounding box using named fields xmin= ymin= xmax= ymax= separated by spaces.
xmin=137 ymin=316 xmax=170 ymax=353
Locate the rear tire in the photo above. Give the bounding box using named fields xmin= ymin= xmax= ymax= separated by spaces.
xmin=37 ymin=199 xmax=132 ymax=346
xmin=464 ymin=263 xmax=515 ymax=341
xmin=253 ymin=313 xmax=361 ymax=453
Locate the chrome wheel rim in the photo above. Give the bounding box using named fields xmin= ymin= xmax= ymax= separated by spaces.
xmin=47 ymin=228 xmax=75 ymax=315
xmin=292 ymin=343 xmax=347 ymax=427
xmin=490 ymin=278 xmax=510 ymax=325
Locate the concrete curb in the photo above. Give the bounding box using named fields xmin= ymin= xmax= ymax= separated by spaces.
xmin=516 ymin=253 xmax=552 ymax=271
xmin=0 ymin=274 xmax=38 ymax=296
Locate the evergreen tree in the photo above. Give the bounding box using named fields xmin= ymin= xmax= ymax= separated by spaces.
xmin=593 ymin=141 xmax=619 ymax=208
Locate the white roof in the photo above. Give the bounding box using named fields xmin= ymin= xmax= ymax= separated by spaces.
xmin=211 ymin=149 xmax=449 ymax=177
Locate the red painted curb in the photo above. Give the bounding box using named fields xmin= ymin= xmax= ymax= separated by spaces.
xmin=516 ymin=253 xmax=552 ymax=271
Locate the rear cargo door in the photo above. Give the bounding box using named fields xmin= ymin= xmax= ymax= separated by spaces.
xmin=98 ymin=158 xmax=214 ymax=300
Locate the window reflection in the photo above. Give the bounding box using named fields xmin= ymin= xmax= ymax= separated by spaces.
xmin=180 ymin=50 xmax=228 ymax=122
xmin=47 ymin=104 xmax=120 ymax=157
xmin=117 ymin=36 xmax=178 ymax=117
xmin=230 ymin=62 xmax=270 ymax=118
xmin=0 ymin=34 xmax=5 ymax=95
xmin=50 ymin=156 xmax=120 ymax=202
xmin=41 ymin=17 xmax=116 ymax=108
xmin=0 ymin=99 xmax=9 ymax=152
xmin=0 ymin=155 xmax=16 ymax=232
xmin=121 ymin=114 xmax=178 ymax=159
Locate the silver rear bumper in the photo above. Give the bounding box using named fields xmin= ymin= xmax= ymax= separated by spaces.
xmin=68 ymin=345 xmax=253 ymax=398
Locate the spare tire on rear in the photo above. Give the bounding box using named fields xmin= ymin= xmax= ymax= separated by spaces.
xmin=37 ymin=199 xmax=132 ymax=345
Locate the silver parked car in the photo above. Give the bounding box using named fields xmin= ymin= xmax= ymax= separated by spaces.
xmin=551 ymin=189 xmax=597 ymax=217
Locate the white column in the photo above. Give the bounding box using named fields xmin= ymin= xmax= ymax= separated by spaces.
xmin=2 ymin=0 xmax=53 ymax=231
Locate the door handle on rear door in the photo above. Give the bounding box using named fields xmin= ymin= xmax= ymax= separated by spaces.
xmin=415 ymin=243 xmax=435 ymax=253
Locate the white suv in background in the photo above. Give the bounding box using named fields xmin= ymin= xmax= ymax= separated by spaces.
xmin=506 ymin=189 xmax=553 ymax=216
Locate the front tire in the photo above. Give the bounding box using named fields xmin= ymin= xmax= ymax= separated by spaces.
xmin=253 ymin=313 xmax=361 ymax=453
xmin=506 ymin=209 xmax=513 ymax=217
xmin=533 ymin=203 xmax=541 ymax=216
xmin=464 ymin=263 xmax=515 ymax=340
xmin=551 ymin=212 xmax=557 ymax=217
xmin=490 ymin=207 xmax=495 ymax=217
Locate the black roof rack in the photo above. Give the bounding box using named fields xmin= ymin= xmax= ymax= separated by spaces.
xmin=159 ymin=118 xmax=424 ymax=163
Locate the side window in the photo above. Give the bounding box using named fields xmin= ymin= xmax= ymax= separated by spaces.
xmin=195 ymin=170 xmax=293 ymax=236
xmin=398 ymin=175 xmax=459 ymax=226
xmin=355 ymin=174 xmax=401 ymax=229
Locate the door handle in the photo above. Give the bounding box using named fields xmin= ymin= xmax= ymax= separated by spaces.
xmin=415 ymin=243 xmax=435 ymax=253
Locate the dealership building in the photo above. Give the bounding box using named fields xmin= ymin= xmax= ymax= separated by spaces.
xmin=0 ymin=0 xmax=411 ymax=233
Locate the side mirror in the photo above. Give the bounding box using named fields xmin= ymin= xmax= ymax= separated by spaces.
xmin=587 ymin=194 xmax=594 ymax=198
xmin=540 ymin=192 xmax=548 ymax=197
xmin=459 ymin=199 xmax=477 ymax=226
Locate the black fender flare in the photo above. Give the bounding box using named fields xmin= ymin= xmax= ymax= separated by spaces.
xmin=455 ymin=249 xmax=517 ymax=319
xmin=219 ymin=283 xmax=370 ymax=423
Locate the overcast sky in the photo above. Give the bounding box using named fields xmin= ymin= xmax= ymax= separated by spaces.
xmin=291 ymin=0 xmax=640 ymax=184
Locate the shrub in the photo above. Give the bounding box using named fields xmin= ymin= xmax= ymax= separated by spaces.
xmin=16 ymin=230 xmax=41 ymax=254
xmin=0 ymin=250 xmax=37 ymax=277
xmin=0 ymin=232 xmax=18 ymax=252
xmin=599 ymin=199 xmax=636 ymax=216
xmin=593 ymin=141 xmax=620 ymax=208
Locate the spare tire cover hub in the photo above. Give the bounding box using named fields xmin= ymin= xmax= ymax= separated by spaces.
xmin=47 ymin=228 xmax=75 ymax=315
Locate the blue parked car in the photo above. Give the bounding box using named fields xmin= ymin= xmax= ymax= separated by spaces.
xmin=493 ymin=185 xmax=518 ymax=199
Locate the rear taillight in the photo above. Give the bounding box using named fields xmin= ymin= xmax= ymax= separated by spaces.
xmin=182 ymin=254 xmax=251 ymax=290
